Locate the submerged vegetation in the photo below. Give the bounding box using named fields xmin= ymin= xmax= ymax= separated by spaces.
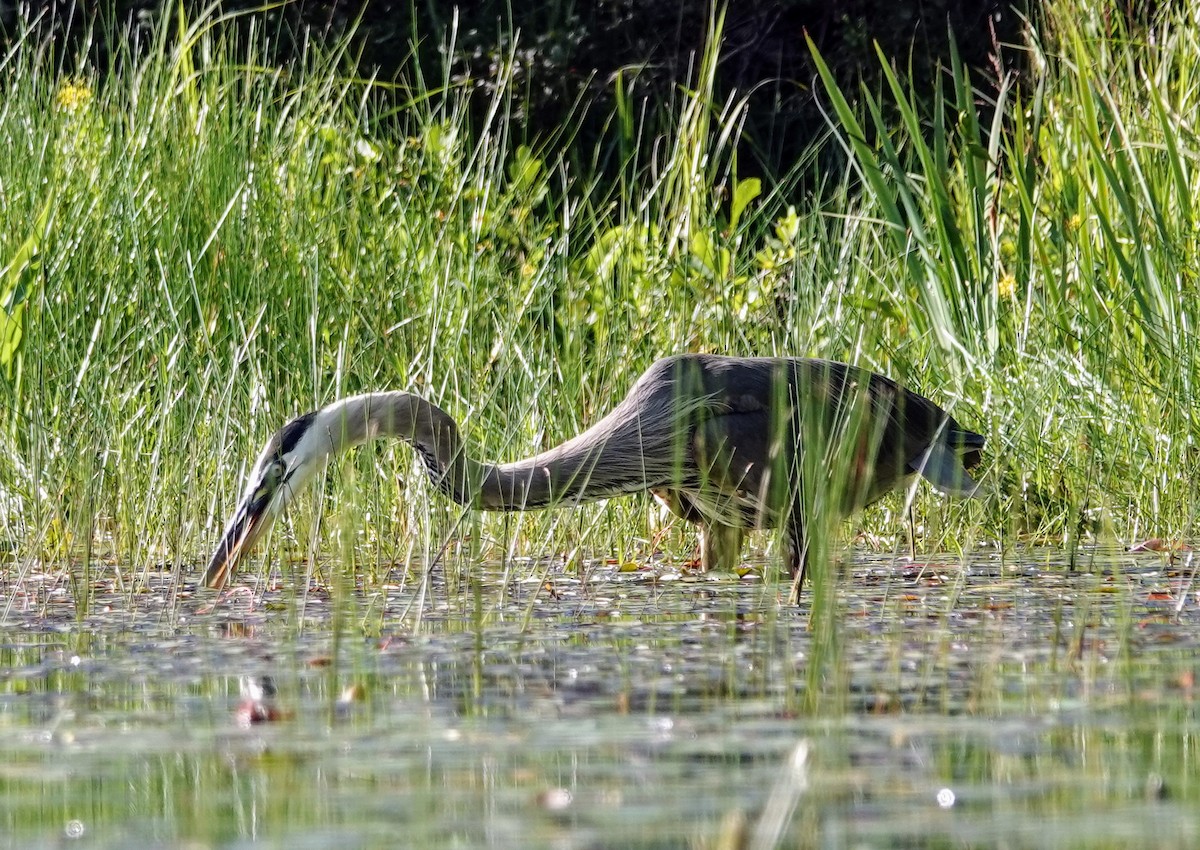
xmin=0 ymin=0 xmax=1197 ymax=607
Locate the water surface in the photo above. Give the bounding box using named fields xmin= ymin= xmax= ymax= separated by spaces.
xmin=1 ymin=548 xmax=1197 ymax=848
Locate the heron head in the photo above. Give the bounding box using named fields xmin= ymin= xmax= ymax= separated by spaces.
xmin=203 ymin=410 xmax=328 ymax=588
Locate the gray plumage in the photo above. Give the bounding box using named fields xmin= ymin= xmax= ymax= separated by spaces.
xmin=203 ymin=354 xmax=985 ymax=595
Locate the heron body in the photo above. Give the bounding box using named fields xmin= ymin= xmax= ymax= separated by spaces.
xmin=203 ymin=354 xmax=985 ymax=595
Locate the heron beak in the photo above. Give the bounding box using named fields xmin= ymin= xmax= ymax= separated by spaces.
xmin=202 ymin=486 xmax=277 ymax=589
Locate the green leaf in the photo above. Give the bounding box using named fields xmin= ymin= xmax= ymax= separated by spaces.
xmin=0 ymin=195 xmax=53 ymax=371
xmin=729 ymin=177 xmax=761 ymax=231
xmin=0 ymin=302 xmax=24 ymax=369
xmin=508 ymin=146 xmax=544 ymax=194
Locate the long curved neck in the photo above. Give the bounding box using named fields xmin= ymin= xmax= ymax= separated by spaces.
xmin=311 ymin=390 xmax=686 ymax=511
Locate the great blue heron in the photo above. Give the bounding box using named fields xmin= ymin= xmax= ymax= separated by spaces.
xmin=202 ymin=354 xmax=985 ymax=595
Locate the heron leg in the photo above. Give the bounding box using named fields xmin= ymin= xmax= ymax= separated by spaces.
xmin=784 ymin=520 xmax=808 ymax=605
xmin=698 ymin=522 xmax=743 ymax=572
xmin=653 ymin=489 xmax=744 ymax=571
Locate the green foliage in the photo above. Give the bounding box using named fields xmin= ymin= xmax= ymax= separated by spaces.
xmin=807 ymin=0 xmax=1200 ymax=545
xmin=0 ymin=0 xmax=1197 ymax=616
xmin=0 ymin=197 xmax=51 ymax=375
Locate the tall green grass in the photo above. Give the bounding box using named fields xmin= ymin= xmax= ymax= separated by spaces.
xmin=0 ymin=0 xmax=1197 ymax=625
xmin=808 ymin=0 xmax=1200 ymax=551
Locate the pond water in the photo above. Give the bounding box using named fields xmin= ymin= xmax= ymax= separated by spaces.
xmin=1 ymin=548 xmax=1197 ymax=848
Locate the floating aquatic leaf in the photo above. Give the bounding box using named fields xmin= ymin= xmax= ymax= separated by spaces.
xmin=1130 ymin=538 xmax=1191 ymax=552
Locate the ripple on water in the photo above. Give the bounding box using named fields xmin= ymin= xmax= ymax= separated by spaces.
xmin=0 ymin=546 xmax=1197 ymax=848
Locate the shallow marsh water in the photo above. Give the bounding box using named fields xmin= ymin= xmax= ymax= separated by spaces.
xmin=1 ymin=548 xmax=1198 ymax=849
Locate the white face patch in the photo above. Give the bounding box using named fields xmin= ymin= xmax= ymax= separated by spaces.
xmin=239 ymin=397 xmax=375 ymax=524
xmin=208 ymin=399 xmax=380 ymax=588
xmin=238 ymin=445 xmax=288 ymax=517
xmin=271 ymin=416 xmax=345 ymax=514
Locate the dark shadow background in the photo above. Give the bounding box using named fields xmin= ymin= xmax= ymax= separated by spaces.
xmin=0 ymin=1 xmax=1165 ymax=176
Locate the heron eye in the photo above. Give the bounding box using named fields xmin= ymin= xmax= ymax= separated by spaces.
xmin=257 ymin=459 xmax=288 ymax=487
xmin=251 ymin=462 xmax=285 ymax=503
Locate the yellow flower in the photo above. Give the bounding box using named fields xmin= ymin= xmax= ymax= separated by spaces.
xmin=55 ymin=80 xmax=93 ymax=112
xmin=998 ymin=273 xmax=1016 ymax=298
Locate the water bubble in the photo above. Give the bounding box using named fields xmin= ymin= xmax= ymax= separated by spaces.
xmin=936 ymin=788 xmax=956 ymax=808
xmin=64 ymin=820 xmax=85 ymax=839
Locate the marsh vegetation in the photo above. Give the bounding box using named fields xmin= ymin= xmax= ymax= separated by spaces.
xmin=1 ymin=1 xmax=1198 ymax=846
